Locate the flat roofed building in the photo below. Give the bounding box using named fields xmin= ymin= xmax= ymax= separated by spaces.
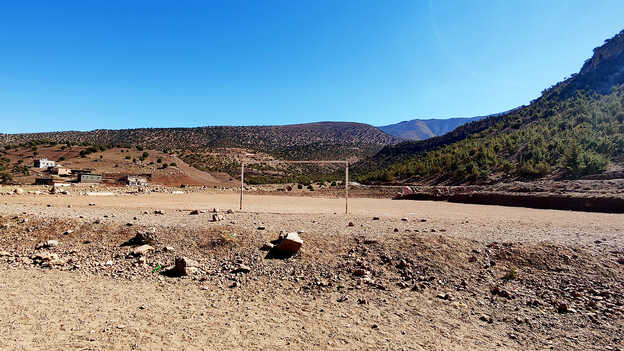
xmin=34 ymin=159 xmax=55 ymax=169
xmin=77 ymin=174 xmax=102 ymax=183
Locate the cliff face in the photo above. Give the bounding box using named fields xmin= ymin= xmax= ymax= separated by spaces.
xmin=559 ymin=29 xmax=624 ymax=96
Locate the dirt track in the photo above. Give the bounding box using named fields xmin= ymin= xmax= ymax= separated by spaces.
xmin=1 ymin=191 xmax=624 ymax=350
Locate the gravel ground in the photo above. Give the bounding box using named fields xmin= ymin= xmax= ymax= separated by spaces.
xmin=1 ymin=190 xmax=623 ymax=350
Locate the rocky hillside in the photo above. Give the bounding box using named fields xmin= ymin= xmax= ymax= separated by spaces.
xmin=357 ymin=29 xmax=624 ymax=184
xmin=0 ymin=122 xmax=400 ymax=161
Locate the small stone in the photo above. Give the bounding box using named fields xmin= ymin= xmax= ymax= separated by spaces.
xmin=189 ymin=210 xmax=200 ymax=215
xmin=479 ymin=314 xmax=493 ymax=323
xmin=260 ymin=242 xmax=274 ymax=251
xmin=163 ymin=246 xmax=175 ymax=252
xmin=231 ymin=264 xmax=251 ymax=274
xmin=37 ymin=240 xmax=59 ymax=249
xmin=401 ymin=218 xmax=408 ymax=222
xmin=348 ymin=222 xmax=355 ymax=227
xmin=105 ymin=260 xmax=113 ymax=266
xmin=212 ymin=214 xmax=224 ymax=222
xmin=14 ymin=188 xmax=25 ymax=195
xmin=63 ymin=230 xmax=74 ymax=235
xmin=257 ymin=226 xmax=265 ymax=230
xmin=393 ymin=228 xmax=399 ymax=232
xmin=372 ymin=217 xmax=380 ymax=220
xmin=174 ymin=256 xmax=199 ymax=276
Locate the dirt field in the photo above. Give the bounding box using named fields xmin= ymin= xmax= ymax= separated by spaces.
xmin=1 ymin=189 xmax=623 ymax=350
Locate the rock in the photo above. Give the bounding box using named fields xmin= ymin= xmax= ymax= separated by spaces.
xmin=14 ymin=188 xmax=24 ymax=195
xmin=212 ymin=214 xmax=224 ymax=222
xmin=63 ymin=230 xmax=74 ymax=235
xmin=420 ymin=219 xmax=427 ymax=222
xmin=127 ymin=231 xmax=157 ymax=245
xmin=277 ymin=232 xmax=303 ymax=256
xmin=353 ymin=269 xmax=370 ymax=277
xmin=132 ymin=244 xmax=153 ymax=256
xmin=260 ymin=242 xmax=274 ymax=251
xmin=231 ymin=264 xmax=251 ymax=274
xmin=189 ymin=210 xmax=200 ymax=215
xmin=257 ymin=226 xmax=266 ymax=230
xmin=372 ymin=217 xmax=380 ymax=220
xmin=174 ymin=256 xmax=199 ymax=276
xmin=36 ymin=240 xmax=59 ymax=249
xmin=348 ymin=222 xmax=355 ymax=227
xmin=32 ymin=253 xmax=65 ymax=266
xmin=401 ymin=218 xmax=408 ymax=221
xmin=163 ymin=246 xmax=175 ymax=252
xmin=226 ymin=209 xmax=234 ymax=214
xmin=105 ymin=260 xmax=113 ymax=266
xmin=479 ymin=314 xmax=493 ymax=323
xmin=154 ymin=210 xmax=165 ymax=215
xmin=436 ymin=293 xmax=449 ymax=300
xmin=393 ymin=228 xmax=399 ymax=232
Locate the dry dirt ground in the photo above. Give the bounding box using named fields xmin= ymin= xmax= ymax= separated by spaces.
xmin=1 ymin=189 xmax=623 ymax=350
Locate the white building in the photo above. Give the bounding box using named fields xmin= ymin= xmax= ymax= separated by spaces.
xmin=34 ymin=158 xmax=55 ymax=169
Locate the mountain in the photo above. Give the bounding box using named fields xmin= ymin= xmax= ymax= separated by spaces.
xmin=357 ymin=29 xmax=624 ymax=184
xmin=379 ymin=116 xmax=486 ymax=140
xmin=0 ymin=122 xmax=400 ymax=161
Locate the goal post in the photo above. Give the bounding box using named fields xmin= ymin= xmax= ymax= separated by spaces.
xmin=239 ymin=160 xmax=350 ymax=214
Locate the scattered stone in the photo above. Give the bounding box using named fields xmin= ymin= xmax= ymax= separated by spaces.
xmin=174 ymin=256 xmax=199 ymax=276
xmin=276 ymin=232 xmax=303 ymax=256
xmin=231 ymin=264 xmax=251 ymax=274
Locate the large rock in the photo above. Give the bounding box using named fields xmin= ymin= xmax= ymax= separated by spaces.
xmin=132 ymin=244 xmax=153 ymax=256
xmin=174 ymin=256 xmax=199 ymax=276
xmin=277 ymin=232 xmax=303 ymax=256
xmin=36 ymin=240 xmax=59 ymax=249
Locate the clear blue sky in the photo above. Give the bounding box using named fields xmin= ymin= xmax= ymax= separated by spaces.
xmin=1 ymin=1 xmax=623 ymax=133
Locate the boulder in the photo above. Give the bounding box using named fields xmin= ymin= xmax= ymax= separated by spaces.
xmin=277 ymin=232 xmax=303 ymax=256
xmin=36 ymin=240 xmax=59 ymax=249
xmin=231 ymin=264 xmax=251 ymax=274
xmin=174 ymin=256 xmax=199 ymax=276
xmin=132 ymin=244 xmax=153 ymax=256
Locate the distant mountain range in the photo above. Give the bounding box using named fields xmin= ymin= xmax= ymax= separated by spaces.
xmin=378 ymin=116 xmax=488 ymax=140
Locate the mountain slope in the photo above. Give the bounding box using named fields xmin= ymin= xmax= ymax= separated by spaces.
xmin=0 ymin=122 xmax=400 ymax=161
xmin=379 ymin=116 xmax=485 ymax=140
xmin=357 ymin=29 xmax=624 ymax=184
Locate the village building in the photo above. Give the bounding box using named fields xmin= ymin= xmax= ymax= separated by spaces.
xmin=51 ymin=167 xmax=72 ymax=176
xmin=34 ymin=158 xmax=55 ymax=169
xmin=125 ymin=176 xmax=148 ymax=186
xmin=77 ymin=174 xmax=102 ymax=183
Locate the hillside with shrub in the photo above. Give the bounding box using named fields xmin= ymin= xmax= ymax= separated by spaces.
xmin=0 ymin=122 xmax=399 ymax=162
xmin=357 ymin=30 xmax=624 ymax=184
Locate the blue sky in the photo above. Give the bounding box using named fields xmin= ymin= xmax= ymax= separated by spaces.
xmin=1 ymin=1 xmax=623 ymax=133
